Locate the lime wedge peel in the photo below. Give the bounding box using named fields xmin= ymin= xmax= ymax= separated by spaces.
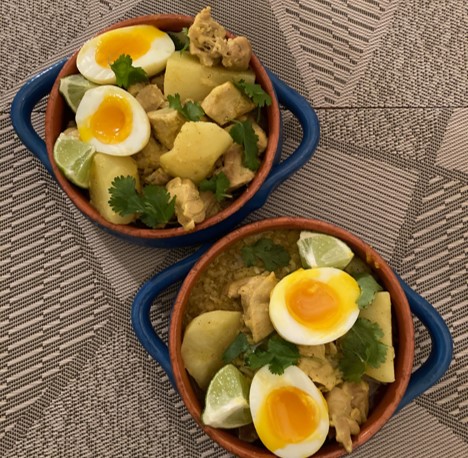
xmin=298 ymin=231 xmax=355 ymax=270
xmin=59 ymin=74 xmax=98 ymax=113
xmin=201 ymin=364 xmax=252 ymax=429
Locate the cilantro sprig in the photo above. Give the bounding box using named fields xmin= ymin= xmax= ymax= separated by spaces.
xmin=229 ymin=120 xmax=260 ymax=171
xmin=108 ymin=176 xmax=175 ymax=228
xmin=355 ymin=273 xmax=383 ymax=309
xmin=223 ymin=333 xmax=300 ymax=375
xmin=338 ymin=318 xmax=388 ymax=382
xmin=241 ymin=238 xmax=291 ymax=271
xmin=235 ymin=80 xmax=272 ymax=108
xmin=199 ymin=172 xmax=231 ymax=202
xmin=167 ymin=93 xmax=205 ymax=121
xmin=168 ymin=27 xmax=190 ymax=52
xmin=110 ymin=54 xmax=148 ymax=89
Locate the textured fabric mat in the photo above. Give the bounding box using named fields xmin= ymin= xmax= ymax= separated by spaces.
xmin=1 ymin=0 xmax=467 ymax=457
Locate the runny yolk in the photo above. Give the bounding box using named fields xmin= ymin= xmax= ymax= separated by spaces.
xmin=86 ymin=94 xmax=133 ymax=144
xmin=259 ymin=386 xmax=318 ymax=449
xmin=285 ymin=277 xmax=340 ymax=329
xmin=95 ymin=25 xmax=163 ymax=67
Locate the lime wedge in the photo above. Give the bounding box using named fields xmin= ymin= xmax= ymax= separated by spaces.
xmin=53 ymin=133 xmax=96 ymax=188
xmin=59 ymin=74 xmax=98 ymax=112
xmin=298 ymin=231 xmax=354 ymax=269
xmin=201 ymin=364 xmax=252 ymax=429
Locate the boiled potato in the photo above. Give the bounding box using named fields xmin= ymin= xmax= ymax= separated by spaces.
xmin=89 ymin=153 xmax=140 ymax=225
xmin=164 ymin=51 xmax=256 ymax=102
xmin=360 ymin=291 xmax=395 ymax=383
xmin=160 ymin=122 xmax=233 ymax=183
xmin=181 ymin=310 xmax=243 ymax=390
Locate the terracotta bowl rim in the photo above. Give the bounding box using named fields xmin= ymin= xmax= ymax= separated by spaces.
xmin=168 ymin=216 xmax=415 ymax=458
xmin=44 ymin=14 xmax=281 ymax=240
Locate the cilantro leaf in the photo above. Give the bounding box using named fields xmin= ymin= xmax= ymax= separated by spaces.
xmin=235 ymin=80 xmax=272 ymax=108
xmin=338 ymin=318 xmax=388 ymax=382
xmin=168 ymin=27 xmax=190 ymax=52
xmin=167 ymin=93 xmax=205 ymax=121
xmin=199 ymin=172 xmax=231 ymax=202
xmin=355 ymin=273 xmax=383 ymax=309
xmin=108 ymin=176 xmax=175 ymax=228
xmin=229 ymin=120 xmax=260 ymax=171
xmin=222 ymin=333 xmax=250 ymax=364
xmin=241 ymin=238 xmax=291 ymax=271
xmin=110 ymin=54 xmax=148 ymax=89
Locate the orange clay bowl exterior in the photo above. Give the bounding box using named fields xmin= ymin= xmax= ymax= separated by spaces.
xmin=45 ymin=15 xmax=280 ymax=244
xmin=169 ymin=217 xmax=415 ymax=458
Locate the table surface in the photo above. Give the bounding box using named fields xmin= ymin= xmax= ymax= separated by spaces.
xmin=2 ymin=1 xmax=467 ymax=457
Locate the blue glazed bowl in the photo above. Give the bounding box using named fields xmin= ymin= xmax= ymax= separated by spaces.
xmin=11 ymin=14 xmax=320 ymax=248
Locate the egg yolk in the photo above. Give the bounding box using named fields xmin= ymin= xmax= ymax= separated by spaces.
xmin=95 ymin=25 xmax=164 ymax=67
xmin=285 ymin=277 xmax=340 ymax=330
xmin=81 ymin=94 xmax=133 ymax=144
xmin=257 ymin=386 xmax=319 ymax=450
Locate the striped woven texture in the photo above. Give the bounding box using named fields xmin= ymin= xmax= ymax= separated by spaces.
xmin=1 ymin=0 xmax=467 ymax=457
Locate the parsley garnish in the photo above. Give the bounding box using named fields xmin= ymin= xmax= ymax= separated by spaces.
xmin=110 ymin=54 xmax=148 ymax=89
xmin=108 ymin=176 xmax=175 ymax=228
xmin=355 ymin=273 xmax=383 ymax=309
xmin=223 ymin=333 xmax=300 ymax=375
xmin=235 ymin=80 xmax=272 ymax=108
xmin=229 ymin=120 xmax=260 ymax=171
xmin=167 ymin=93 xmax=205 ymax=121
xmin=241 ymin=238 xmax=291 ymax=271
xmin=199 ymin=172 xmax=231 ymax=201
xmin=338 ymin=318 xmax=388 ymax=382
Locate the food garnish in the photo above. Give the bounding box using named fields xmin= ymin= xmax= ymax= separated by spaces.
xmin=235 ymin=79 xmax=272 ymax=108
xmin=229 ymin=120 xmax=260 ymax=171
xmin=108 ymin=175 xmax=175 ymax=228
xmin=167 ymin=93 xmax=205 ymax=121
xmin=168 ymin=27 xmax=190 ymax=52
xmin=199 ymin=172 xmax=231 ymax=201
xmin=338 ymin=318 xmax=388 ymax=382
xmin=355 ymin=273 xmax=383 ymax=309
xmin=241 ymin=237 xmax=291 ymax=271
xmin=110 ymin=54 xmax=149 ymax=89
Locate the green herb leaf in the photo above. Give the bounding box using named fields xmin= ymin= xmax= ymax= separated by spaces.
xmin=229 ymin=120 xmax=260 ymax=171
xmin=108 ymin=176 xmax=175 ymax=228
xmin=355 ymin=273 xmax=383 ymax=309
xmin=167 ymin=93 xmax=205 ymax=121
xmin=241 ymin=238 xmax=291 ymax=271
xmin=168 ymin=27 xmax=190 ymax=52
xmin=199 ymin=172 xmax=231 ymax=202
xmin=338 ymin=318 xmax=388 ymax=382
xmin=222 ymin=333 xmax=250 ymax=364
xmin=110 ymin=54 xmax=148 ymax=89
xmin=235 ymin=80 xmax=272 ymax=108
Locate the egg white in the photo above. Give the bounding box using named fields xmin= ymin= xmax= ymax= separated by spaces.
xmin=77 ymin=25 xmax=175 ymax=84
xmin=76 ymin=85 xmax=150 ymax=156
xmin=249 ymin=365 xmax=329 ymax=458
xmin=269 ymin=267 xmax=360 ymax=346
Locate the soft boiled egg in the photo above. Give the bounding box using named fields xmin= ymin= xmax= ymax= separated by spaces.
xmin=269 ymin=267 xmax=360 ymax=345
xmin=250 ymin=365 xmax=329 ymax=458
xmin=76 ymin=25 xmax=175 ymax=84
xmin=76 ymin=85 xmax=150 ymax=156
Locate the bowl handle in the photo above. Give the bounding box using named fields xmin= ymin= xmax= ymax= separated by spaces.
xmin=244 ymin=70 xmax=320 ymax=212
xmin=10 ymin=58 xmax=67 ymax=175
xmin=396 ymin=277 xmax=453 ymax=411
xmin=131 ymin=245 xmax=210 ymax=387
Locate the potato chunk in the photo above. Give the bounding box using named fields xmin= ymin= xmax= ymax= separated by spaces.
xmin=160 ymin=121 xmax=233 ymax=183
xmin=202 ymin=82 xmax=256 ymax=125
xmin=89 ymin=153 xmax=140 ymax=225
xmin=181 ymin=311 xmax=243 ymax=390
xmin=164 ymin=51 xmax=255 ymax=102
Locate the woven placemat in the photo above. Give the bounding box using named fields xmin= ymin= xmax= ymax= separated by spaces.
xmin=2 ymin=0 xmax=467 ymax=457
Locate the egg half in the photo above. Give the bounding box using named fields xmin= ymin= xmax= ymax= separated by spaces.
xmin=250 ymin=365 xmax=329 ymax=458
xmin=269 ymin=267 xmax=360 ymax=345
xmin=76 ymin=85 xmax=150 ymax=156
xmin=76 ymin=25 xmax=175 ymax=84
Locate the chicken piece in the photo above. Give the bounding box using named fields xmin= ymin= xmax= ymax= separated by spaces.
xmin=127 ymin=82 xmax=148 ymax=97
xmin=201 ymin=82 xmax=256 ymax=126
xmin=188 ymin=6 xmax=227 ymax=67
xmin=134 ymin=137 xmax=168 ymax=177
xmin=136 ymin=84 xmax=165 ymax=112
xmin=166 ymin=177 xmax=206 ymax=230
xmin=199 ymin=191 xmax=221 ymax=219
xmin=299 ymin=344 xmax=326 ymax=359
xmin=145 ymin=167 xmax=172 ymax=186
xmin=147 ymin=108 xmax=186 ymax=149
xmin=325 ymin=381 xmax=370 ymax=453
xmin=150 ymin=72 xmax=165 ymax=92
xmin=222 ymin=36 xmax=252 ymax=71
xmin=221 ymin=144 xmax=255 ymax=190
xmin=298 ymin=356 xmax=342 ymax=392
xmin=227 ymin=272 xmax=278 ymax=343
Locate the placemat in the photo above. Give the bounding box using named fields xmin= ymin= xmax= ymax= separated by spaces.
xmin=2 ymin=0 xmax=467 ymax=457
